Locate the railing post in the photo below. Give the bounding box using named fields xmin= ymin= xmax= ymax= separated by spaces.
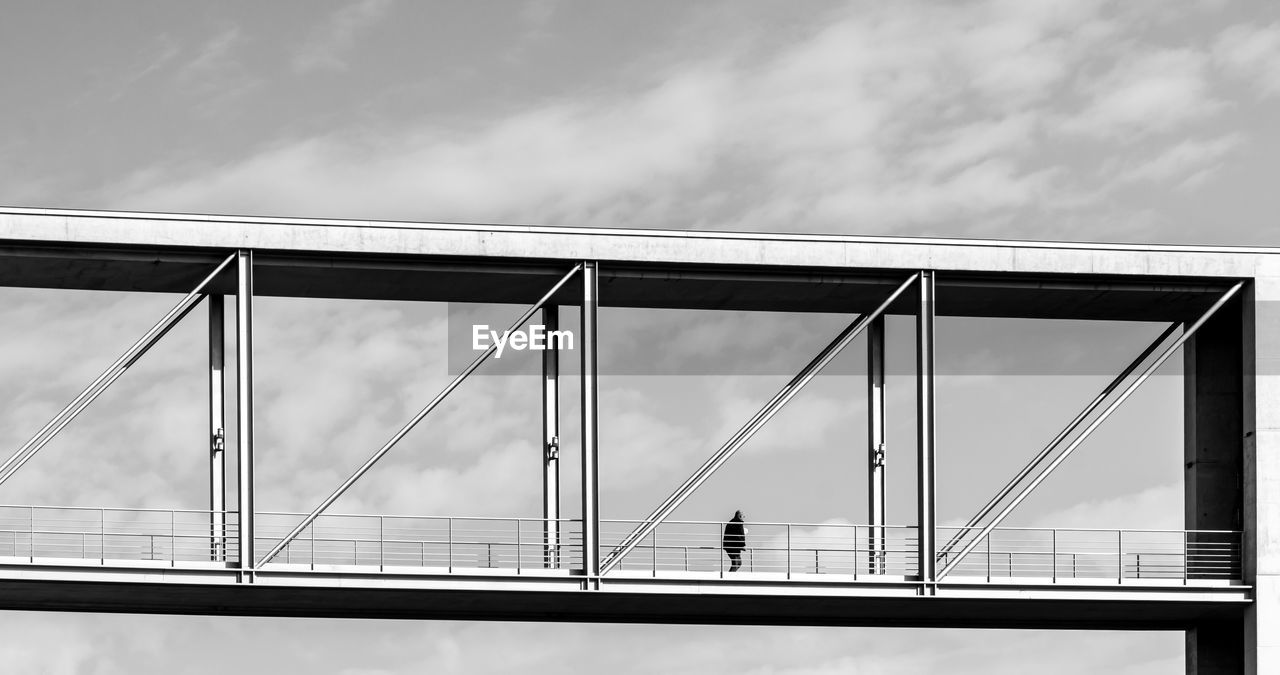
xmin=1051 ymin=529 xmax=1057 ymax=583
xmin=1117 ymin=529 xmax=1123 ymax=584
xmin=517 ymin=518 xmax=522 ymax=573
xmin=1183 ymin=530 xmax=1189 ymax=584
xmin=170 ymin=509 xmax=176 ymax=566
xmin=785 ymin=525 xmax=792 ymax=579
xmin=651 ymin=523 xmax=657 ymax=577
xmin=720 ymin=524 xmax=725 ymax=578
xmin=986 ymin=533 xmax=991 ymax=582
xmin=448 ymin=517 xmax=453 ymax=573
xmin=99 ymin=508 xmax=104 ymax=564
xmin=379 ymin=516 xmax=384 ymax=572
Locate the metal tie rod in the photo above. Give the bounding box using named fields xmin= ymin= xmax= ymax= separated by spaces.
xmin=600 ymin=273 xmax=920 ymax=574
xmin=257 ymin=264 xmax=583 ymax=566
xmin=936 ymin=281 xmax=1243 ymax=580
xmin=0 ymin=253 xmax=237 ymax=488
xmin=935 ymin=321 xmax=1181 ymax=560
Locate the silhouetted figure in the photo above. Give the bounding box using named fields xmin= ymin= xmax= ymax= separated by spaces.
xmin=722 ymin=510 xmax=747 ymax=572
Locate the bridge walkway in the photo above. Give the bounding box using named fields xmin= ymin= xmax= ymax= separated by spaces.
xmin=0 ymin=505 xmax=1241 ymax=587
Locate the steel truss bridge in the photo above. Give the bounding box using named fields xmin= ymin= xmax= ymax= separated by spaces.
xmin=0 ymin=207 xmax=1273 ymax=673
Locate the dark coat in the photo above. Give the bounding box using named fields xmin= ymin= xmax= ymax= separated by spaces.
xmin=722 ymin=515 xmax=746 ymax=552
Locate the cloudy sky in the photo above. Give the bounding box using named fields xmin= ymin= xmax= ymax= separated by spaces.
xmin=2 ymin=0 xmax=1278 ymax=672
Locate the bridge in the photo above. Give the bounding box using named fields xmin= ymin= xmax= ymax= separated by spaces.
xmin=0 ymin=207 xmax=1272 ymax=673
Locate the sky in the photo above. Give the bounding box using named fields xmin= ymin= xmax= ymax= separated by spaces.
xmin=1 ymin=0 xmax=1279 ymax=673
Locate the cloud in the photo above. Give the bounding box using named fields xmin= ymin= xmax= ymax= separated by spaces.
xmin=1029 ymin=481 xmax=1181 ymax=530
xmin=293 ymin=0 xmax=395 ymax=74
xmin=1214 ymin=22 xmax=1280 ymax=97
xmin=1106 ymin=133 xmax=1243 ymax=187
xmin=89 ymin=0 xmax=1090 ymax=234
xmin=99 ymin=0 xmax=1262 ymax=245
xmin=1058 ymin=48 xmax=1223 ymax=140
xmin=173 ymin=26 xmax=262 ymax=115
xmin=0 ymin=611 xmax=1181 ymax=675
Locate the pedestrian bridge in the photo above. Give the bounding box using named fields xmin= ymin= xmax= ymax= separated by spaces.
xmin=0 ymin=505 xmax=1243 ymax=584
xmin=0 ymin=207 xmax=1272 ymax=672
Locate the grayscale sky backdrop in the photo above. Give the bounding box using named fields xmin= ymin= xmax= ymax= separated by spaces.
xmin=2 ymin=0 xmax=1279 ymax=673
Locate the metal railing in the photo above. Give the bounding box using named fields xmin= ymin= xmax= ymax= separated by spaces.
xmin=0 ymin=505 xmax=1243 ymax=585
xmin=256 ymin=512 xmax=583 ymax=572
xmin=601 ymin=520 xmax=920 ymax=578
xmin=936 ymin=526 xmax=1242 ymax=582
xmin=0 ymin=505 xmax=239 ymax=564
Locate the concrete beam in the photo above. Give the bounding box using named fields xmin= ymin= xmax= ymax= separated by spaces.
xmin=0 ymin=207 xmax=1272 ymax=282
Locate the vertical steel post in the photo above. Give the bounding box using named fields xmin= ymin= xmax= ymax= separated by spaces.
xmin=1117 ymin=529 xmax=1124 ymax=583
xmin=236 ymin=250 xmax=255 ymax=574
xmin=916 ymin=271 xmax=937 ymax=590
xmin=867 ymin=315 xmax=886 ymax=574
xmin=581 ymin=261 xmax=600 ymax=582
xmin=542 ymin=306 xmax=561 ymax=568
xmin=208 ymin=295 xmax=226 ymax=563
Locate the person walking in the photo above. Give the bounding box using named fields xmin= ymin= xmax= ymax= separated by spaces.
xmin=722 ymin=510 xmax=747 ymax=572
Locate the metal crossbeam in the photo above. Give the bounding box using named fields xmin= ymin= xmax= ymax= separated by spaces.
xmin=936 ymin=321 xmax=1182 ymax=561
xmin=0 ymin=253 xmax=237 ymax=488
xmin=257 ymin=265 xmax=583 ymax=566
xmin=600 ymin=273 xmax=921 ymax=575
xmin=936 ymin=281 xmax=1244 ymax=580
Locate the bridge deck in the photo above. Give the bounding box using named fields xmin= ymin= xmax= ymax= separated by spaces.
xmin=0 ymin=505 xmax=1242 ymax=592
xmin=0 ymin=504 xmax=1248 ymax=628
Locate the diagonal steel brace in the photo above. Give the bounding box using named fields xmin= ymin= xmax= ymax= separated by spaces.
xmin=600 ymin=273 xmax=921 ymax=575
xmin=936 ymin=281 xmax=1243 ymax=580
xmin=935 ymin=321 xmax=1181 ymax=561
xmin=257 ymin=264 xmax=583 ymax=566
xmin=0 ymin=253 xmax=237 ymax=487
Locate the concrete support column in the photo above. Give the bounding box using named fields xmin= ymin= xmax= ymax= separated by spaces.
xmin=543 ymin=306 xmax=561 ymax=569
xmin=1187 ymin=274 xmax=1280 ymax=674
xmin=1185 ymin=289 xmax=1248 ymax=675
xmin=1184 ymin=296 xmax=1244 ymax=534
xmin=580 ymin=261 xmax=600 ymax=583
xmin=1243 ymin=276 xmax=1280 ymax=674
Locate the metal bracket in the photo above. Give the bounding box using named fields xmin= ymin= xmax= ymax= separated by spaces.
xmin=873 ymin=442 xmax=886 ymax=468
xmin=547 ymin=435 xmax=559 ymax=461
xmin=212 ymin=428 xmax=225 ymax=453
